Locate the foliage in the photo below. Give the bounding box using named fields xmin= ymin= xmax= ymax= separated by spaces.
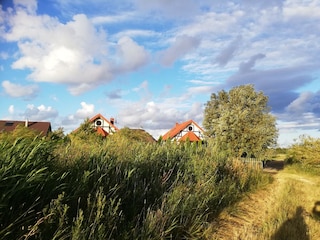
xmin=287 ymin=135 xmax=320 ymax=166
xmin=67 ymin=118 xmax=104 ymax=151
xmin=0 ymin=124 xmax=271 ymax=239
xmin=203 ymin=84 xmax=278 ymax=158
xmin=0 ymin=124 xmax=40 ymax=142
xmin=0 ymin=137 xmax=59 ymax=238
xmin=109 ymin=127 xmax=156 ymax=143
xmin=48 ymin=127 xmax=69 ymax=142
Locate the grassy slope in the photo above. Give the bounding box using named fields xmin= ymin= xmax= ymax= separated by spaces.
xmin=208 ymin=161 xmax=320 ymax=240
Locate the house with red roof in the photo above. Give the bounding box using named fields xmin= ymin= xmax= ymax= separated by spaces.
xmin=161 ymin=120 xmax=205 ymax=142
xmin=88 ymin=113 xmax=119 ymax=137
xmin=0 ymin=119 xmax=52 ymax=137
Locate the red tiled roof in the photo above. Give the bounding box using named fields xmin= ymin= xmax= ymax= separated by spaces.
xmin=96 ymin=126 xmax=109 ymax=137
xmin=179 ymin=131 xmax=201 ymax=142
xmin=0 ymin=120 xmax=52 ymax=136
xmin=162 ymin=120 xmax=192 ymax=140
xmin=162 ymin=120 xmax=204 ymax=142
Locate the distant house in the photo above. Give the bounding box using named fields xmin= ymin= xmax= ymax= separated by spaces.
xmin=161 ymin=120 xmax=205 ymax=142
xmin=0 ymin=119 xmax=52 ymax=137
xmin=88 ymin=113 xmax=119 ymax=137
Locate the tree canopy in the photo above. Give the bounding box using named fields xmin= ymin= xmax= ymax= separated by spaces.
xmin=203 ymin=85 xmax=278 ymax=158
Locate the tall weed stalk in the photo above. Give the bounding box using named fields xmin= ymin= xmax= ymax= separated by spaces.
xmin=0 ymin=136 xmax=269 ymax=239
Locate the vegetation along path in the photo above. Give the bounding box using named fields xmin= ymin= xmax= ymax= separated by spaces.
xmin=210 ymin=161 xmax=320 ymax=240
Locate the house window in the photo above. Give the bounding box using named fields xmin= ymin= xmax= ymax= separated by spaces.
xmin=5 ymin=122 xmax=14 ymax=126
xmin=96 ymin=120 xmax=102 ymax=126
xmin=188 ymin=125 xmax=193 ymax=131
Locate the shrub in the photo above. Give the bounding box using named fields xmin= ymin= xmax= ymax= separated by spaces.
xmin=287 ymin=135 xmax=320 ymax=166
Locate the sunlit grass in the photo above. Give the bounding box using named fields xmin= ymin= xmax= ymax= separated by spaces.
xmin=0 ymin=135 xmax=271 ymax=239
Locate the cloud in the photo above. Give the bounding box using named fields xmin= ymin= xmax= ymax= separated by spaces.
xmin=2 ymin=80 xmax=39 ymax=99
xmin=52 ymin=0 xmax=132 ymax=19
xmin=178 ymin=10 xmax=244 ymax=37
xmin=222 ymin=52 xmax=316 ymax=113
xmin=113 ymin=90 xmax=205 ymax=142
xmin=187 ymin=86 xmax=216 ymax=95
xmin=118 ymin=99 xmax=180 ymax=130
xmin=1 ymin=0 xmax=320 ymax=144
xmin=8 ymin=105 xmax=14 ymax=114
xmin=286 ymin=91 xmax=320 ymax=117
xmin=239 ymin=53 xmax=266 ymax=73
xmin=91 ymin=12 xmax=135 ymax=25
xmin=0 ymin=52 xmax=9 ymax=60
xmin=134 ymin=0 xmax=200 ymax=19
xmin=133 ymin=80 xmax=149 ymax=92
xmin=60 ymin=114 xmax=81 ymax=128
xmin=13 ymin=0 xmax=37 ymax=14
xmin=106 ymin=89 xmax=123 ymax=99
xmin=6 ymin=11 xmax=111 ymax=94
xmin=117 ymin=97 xmax=205 ymax=139
xmin=159 ymin=35 xmax=200 ymax=67
xmin=24 ymin=104 xmax=58 ymax=120
xmin=115 ymin=80 xmax=204 ymax=133
xmin=75 ymin=102 xmax=95 ymax=118
xmin=3 ymin=5 xmax=149 ymax=95
xmin=57 ymin=101 xmax=95 ymax=134
xmin=115 ymin=36 xmax=149 ymax=72
xmin=240 ymin=0 xmax=284 ymax=9
xmin=112 ymin=29 xmax=159 ymax=41
xmin=215 ymin=35 xmax=243 ymax=67
xmin=228 ymin=69 xmax=314 ymax=113
xmin=283 ymin=4 xmax=320 ymax=21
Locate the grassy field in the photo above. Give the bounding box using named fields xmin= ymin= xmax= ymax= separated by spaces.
xmin=209 ymin=156 xmax=320 ymax=240
xmin=0 ymin=133 xmax=271 ymax=239
xmin=2 ymin=127 xmax=319 ymax=239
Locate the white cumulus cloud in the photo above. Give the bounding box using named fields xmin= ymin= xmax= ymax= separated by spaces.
xmin=2 ymin=80 xmax=39 ymax=99
xmin=3 ymin=5 xmax=149 ymax=95
xmin=24 ymin=104 xmax=58 ymax=120
xmin=115 ymin=36 xmax=149 ymax=72
xmin=8 ymin=105 xmax=14 ymax=114
xmin=75 ymin=102 xmax=95 ymax=118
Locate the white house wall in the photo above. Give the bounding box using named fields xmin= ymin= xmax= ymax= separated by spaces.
xmin=173 ymin=123 xmax=204 ymax=141
xmin=182 ymin=124 xmax=203 ymax=138
xmin=93 ymin=118 xmax=116 ymax=134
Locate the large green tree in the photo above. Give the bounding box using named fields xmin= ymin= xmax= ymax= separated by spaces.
xmin=203 ymin=84 xmax=278 ymax=157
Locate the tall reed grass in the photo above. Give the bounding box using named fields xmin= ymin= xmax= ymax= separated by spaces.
xmin=0 ymin=134 xmax=270 ymax=239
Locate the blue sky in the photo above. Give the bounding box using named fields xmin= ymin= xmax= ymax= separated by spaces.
xmin=1 ymin=0 xmax=320 ymax=146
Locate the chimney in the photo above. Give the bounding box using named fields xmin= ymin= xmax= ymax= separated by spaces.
xmin=110 ymin=118 xmax=115 ymax=125
xmin=25 ymin=119 xmax=29 ymax=127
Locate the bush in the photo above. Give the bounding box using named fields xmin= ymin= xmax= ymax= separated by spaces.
xmin=287 ymin=135 xmax=320 ymax=166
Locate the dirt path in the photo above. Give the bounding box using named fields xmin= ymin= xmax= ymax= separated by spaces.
xmin=210 ymin=162 xmax=320 ymax=240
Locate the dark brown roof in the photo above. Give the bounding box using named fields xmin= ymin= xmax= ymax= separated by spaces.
xmin=0 ymin=120 xmax=52 ymax=137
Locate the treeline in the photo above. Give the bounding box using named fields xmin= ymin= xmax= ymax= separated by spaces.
xmin=0 ymin=123 xmax=271 ymax=239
